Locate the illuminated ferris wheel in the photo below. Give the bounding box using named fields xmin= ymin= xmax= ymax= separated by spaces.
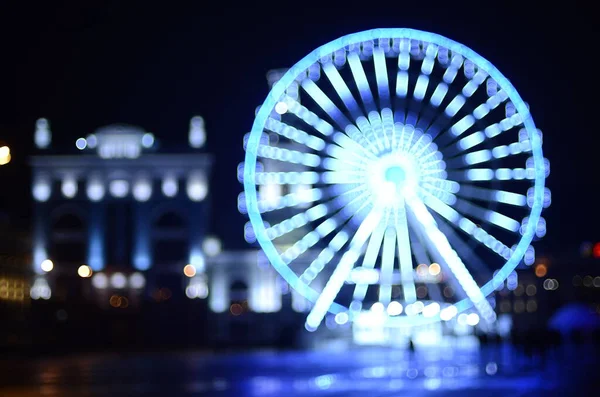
xmin=242 ymin=29 xmax=549 ymax=331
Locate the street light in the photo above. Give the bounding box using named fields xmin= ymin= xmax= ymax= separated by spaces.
xmin=0 ymin=146 xmax=10 ymax=165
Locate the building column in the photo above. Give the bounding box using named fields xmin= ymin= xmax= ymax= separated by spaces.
xmin=188 ymin=201 xmax=208 ymax=272
xmin=87 ymin=202 xmax=106 ymax=271
xmin=33 ymin=202 xmax=49 ymax=274
xmin=132 ymin=202 xmax=152 ymax=271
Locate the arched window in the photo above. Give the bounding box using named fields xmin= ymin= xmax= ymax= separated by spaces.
xmin=152 ymin=211 xmax=188 ymax=265
xmin=50 ymin=212 xmax=86 ymax=265
xmin=230 ymin=280 xmax=249 ymax=303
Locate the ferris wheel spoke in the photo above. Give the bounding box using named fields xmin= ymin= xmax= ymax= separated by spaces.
xmin=301 ymin=78 xmax=353 ymax=132
xmin=394 ymin=199 xmax=417 ymax=303
xmin=448 ymin=166 xmax=535 ymax=182
xmin=456 ymin=185 xmax=527 ymax=207
xmin=426 ymin=53 xmax=463 ymax=111
xmin=322 ymin=61 xmax=364 ymax=121
xmin=454 ymin=198 xmax=520 ymax=232
xmin=379 ymin=227 xmax=397 ymax=305
xmin=355 ymin=116 xmax=386 ymax=153
xmin=441 ymin=115 xmax=524 ymax=157
xmin=265 ymin=203 xmax=330 ymax=241
xmin=405 ymin=195 xmax=497 ymax=325
xmin=254 ymin=171 xmax=319 ymax=185
xmin=280 ymin=96 xmax=335 ymax=137
xmin=305 ymin=208 xmax=384 ymax=331
xmin=283 ymin=189 xmax=372 ymax=265
xmin=322 ymin=156 xmax=366 ymax=174
xmin=350 ymin=209 xmax=390 ymax=312
xmin=257 ymin=144 xmax=321 ymax=168
xmin=419 ymin=192 xmax=514 ymax=260
xmin=347 ymin=51 xmax=377 ymax=114
xmin=264 ymin=117 xmax=327 ymax=150
xmin=297 ymin=189 xmax=375 ymax=282
xmin=432 ymin=213 xmax=493 ymax=281
xmin=321 ymin=171 xmax=365 ymax=184
xmin=434 ymin=89 xmax=509 ymax=147
xmin=258 ymin=186 xmax=324 ymax=213
xmin=373 ymin=47 xmax=391 ymax=109
xmin=368 ymin=110 xmax=392 ymax=151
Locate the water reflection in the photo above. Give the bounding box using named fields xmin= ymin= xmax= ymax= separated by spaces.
xmin=0 ymin=344 xmax=598 ymax=396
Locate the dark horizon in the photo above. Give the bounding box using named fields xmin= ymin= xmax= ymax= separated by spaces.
xmin=0 ymin=4 xmax=597 ymax=253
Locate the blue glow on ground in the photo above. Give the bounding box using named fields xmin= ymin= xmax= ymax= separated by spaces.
xmin=1 ymin=345 xmax=596 ymax=396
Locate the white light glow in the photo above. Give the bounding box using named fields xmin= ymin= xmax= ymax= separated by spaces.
xmin=110 ymin=273 xmax=127 ymax=289
xmin=133 ymin=178 xmax=152 ymax=202
xmin=87 ymin=178 xmax=105 ymax=201
xmin=202 ymin=236 xmax=222 ymax=257
xmin=40 ymin=259 xmax=54 ymax=273
xmin=76 ymin=138 xmax=87 ymax=150
xmin=274 ymin=101 xmax=288 ymax=114
xmin=189 ymin=116 xmax=206 ymax=148
xmin=387 ymin=301 xmax=403 ymax=316
xmin=61 ymin=177 xmax=78 ymax=198
xmin=141 ymin=133 xmax=155 ymax=148
xmin=35 ymin=118 xmax=51 ymax=149
xmin=162 ymin=176 xmax=178 ymax=197
xmin=33 ymin=178 xmax=51 ymax=202
xmin=187 ymin=174 xmax=208 ymax=201
xmin=92 ymin=273 xmax=108 ymax=289
xmin=77 ymin=265 xmax=93 ymax=278
xmin=109 ymin=180 xmax=129 ymax=198
xmin=129 ymin=272 xmax=146 ymax=289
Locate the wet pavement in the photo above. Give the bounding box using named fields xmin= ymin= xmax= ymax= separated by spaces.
xmin=0 ymin=344 xmax=598 ymax=396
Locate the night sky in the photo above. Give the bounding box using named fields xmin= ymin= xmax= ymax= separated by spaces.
xmin=0 ymin=3 xmax=596 ymax=253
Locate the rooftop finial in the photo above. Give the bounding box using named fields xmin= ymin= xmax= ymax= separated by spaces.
xmin=189 ymin=116 xmax=206 ymax=148
xmin=35 ymin=118 xmax=51 ymax=149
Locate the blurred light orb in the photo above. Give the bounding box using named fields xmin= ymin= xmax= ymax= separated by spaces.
xmin=61 ymin=177 xmax=78 ymax=198
xmin=92 ymin=273 xmax=108 ymax=289
xmin=86 ymin=134 xmax=98 ymax=148
xmin=334 ymin=312 xmax=349 ymax=324
xmin=33 ymin=179 xmax=51 ymax=202
xmin=110 ymin=273 xmax=127 ymax=289
xmin=40 ymin=259 xmax=54 ymax=273
xmin=593 ymin=243 xmax=600 ymax=259
xmin=274 ymin=101 xmax=288 ymax=114
xmin=189 ymin=116 xmax=206 ymax=148
xmin=0 ymin=146 xmax=10 ymax=165
xmin=202 ymin=236 xmax=222 ymax=257
xmin=183 ymin=264 xmax=197 ymax=278
xmin=35 ymin=118 xmax=51 ymax=149
xmin=428 ymin=263 xmax=441 ymax=276
xmin=77 ymin=265 xmax=93 ymax=278
xmin=387 ymin=301 xmax=403 ymax=316
xmin=141 ymin=133 xmax=155 ymax=148
xmin=76 ymin=138 xmax=87 ymax=150
xmin=187 ymin=175 xmax=208 ymax=201
xmin=129 ymin=272 xmax=146 ymax=289
xmin=466 ymin=313 xmax=480 ymax=326
xmin=535 ymin=264 xmax=547 ymax=278
xmin=162 ymin=176 xmax=178 ymax=197
xmin=485 ymin=362 xmax=498 ymax=375
xmin=87 ymin=179 xmax=105 ymax=201
xmin=133 ymin=179 xmax=152 ymax=202
xmin=109 ymin=180 xmax=129 ymax=198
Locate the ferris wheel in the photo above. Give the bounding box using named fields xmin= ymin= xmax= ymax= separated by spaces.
xmin=242 ymin=29 xmax=549 ymax=331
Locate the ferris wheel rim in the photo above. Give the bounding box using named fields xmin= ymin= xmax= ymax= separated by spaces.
xmin=243 ymin=27 xmax=546 ymax=319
